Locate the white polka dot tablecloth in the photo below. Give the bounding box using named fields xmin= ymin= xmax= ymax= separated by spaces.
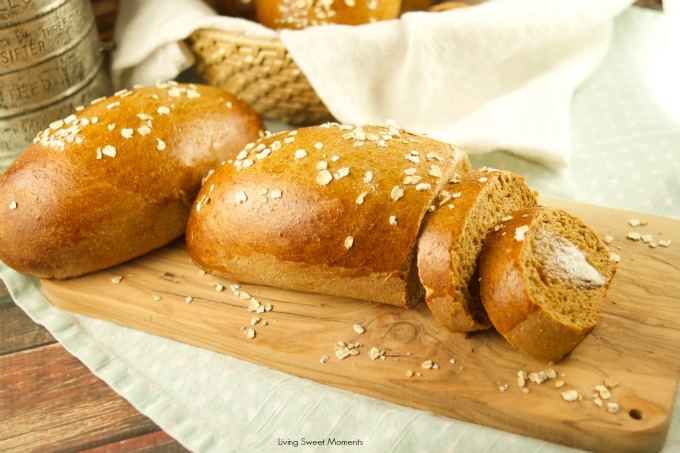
xmin=469 ymin=6 xmax=680 ymax=220
xmin=1 ymin=6 xmax=679 ymax=453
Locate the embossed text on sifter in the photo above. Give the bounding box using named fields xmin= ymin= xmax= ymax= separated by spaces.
xmin=0 ymin=0 xmax=112 ymax=174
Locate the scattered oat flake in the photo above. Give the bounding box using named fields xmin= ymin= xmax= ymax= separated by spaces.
xmin=247 ymin=299 xmax=261 ymax=312
xmin=514 ymin=225 xmax=530 ymax=241
xmin=517 ymin=375 xmax=526 ymax=388
xmin=479 ymin=177 xmax=488 ymax=183
xmin=251 ymin=316 xmax=261 ymax=326
xmin=406 ymin=370 xmax=414 ymax=378
xmin=185 ymin=296 xmax=193 ymax=303
xmin=152 ymin=294 xmax=161 ymax=301
xmin=334 ymin=167 xmax=350 ymax=179
xmin=561 ymin=390 xmax=580 ymax=402
xmin=389 ymin=216 xmax=397 ymax=226
xmin=157 ymin=138 xmax=166 ymax=151
xmin=344 ymin=236 xmax=354 ymax=249
xmin=317 ymin=170 xmax=333 ymax=186
xmin=415 ymin=183 xmax=432 ymax=191
xmin=659 ymin=239 xmax=672 ymax=247
xmin=9 ymin=201 xmax=17 ymax=210
xmin=335 ymin=347 xmax=353 ymax=360
xmin=320 ymin=355 xmax=329 ymax=364
xmin=242 ymin=327 xmax=256 ymax=339
xmin=295 ymin=149 xmax=308 ymax=159
xmin=215 ymin=284 xmax=224 ymax=292
xmin=606 ymin=402 xmax=620 ymax=413
xmin=102 ymin=145 xmax=116 ymax=158
xmin=121 ymin=128 xmax=134 ymax=139
xmin=368 ymin=346 xmax=384 ymax=360
xmin=353 ymin=324 xmax=366 ymax=334
xmin=364 ymin=171 xmax=373 ymax=183
xmin=429 ymin=166 xmax=443 ymax=178
xmin=627 ymin=232 xmax=641 ymax=241
xmin=555 ymin=380 xmax=565 ymax=388
xmin=157 ymin=106 xmax=170 ymax=115
xmin=594 ymin=384 xmax=612 ymax=400
xmin=270 ymin=189 xmax=282 ymax=199
xmin=138 ymin=125 xmax=151 ymax=136
xmin=610 ymin=253 xmax=621 ymax=263
xmin=422 ymin=360 xmax=434 ymax=369
xmin=628 ymin=218 xmax=641 ymax=227
xmin=391 ymin=186 xmax=405 ymax=201
xmin=499 ymin=384 xmax=509 ymax=392
xmin=111 ymin=276 xmax=123 ymax=283
xmin=529 ymin=371 xmax=549 ymax=384
xmin=603 ymin=235 xmax=614 ymax=244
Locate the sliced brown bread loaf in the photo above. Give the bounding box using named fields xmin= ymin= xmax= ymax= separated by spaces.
xmin=416 ymin=169 xmax=538 ymax=333
xmin=478 ymin=206 xmax=618 ymax=362
xmin=186 ymin=123 xmax=471 ymax=307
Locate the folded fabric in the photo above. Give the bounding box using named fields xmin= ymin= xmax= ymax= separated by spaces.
xmin=111 ymin=0 xmax=633 ymax=168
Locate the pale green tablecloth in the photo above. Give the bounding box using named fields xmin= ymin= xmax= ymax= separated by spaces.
xmin=2 ymin=6 xmax=680 ymax=452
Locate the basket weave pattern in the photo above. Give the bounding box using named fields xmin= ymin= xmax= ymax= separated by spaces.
xmin=187 ymin=29 xmax=334 ymax=125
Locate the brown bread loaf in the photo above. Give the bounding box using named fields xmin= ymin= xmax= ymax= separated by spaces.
xmin=0 ymin=82 xmax=265 ymax=279
xmin=256 ymin=0 xmax=402 ymax=29
xmin=478 ymin=206 xmax=618 ymax=362
xmin=416 ymin=169 xmax=538 ymax=333
xmin=186 ymin=122 xmax=471 ymax=307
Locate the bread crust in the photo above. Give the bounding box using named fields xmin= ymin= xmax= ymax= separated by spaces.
xmin=479 ymin=206 xmax=617 ymax=362
xmin=0 ymin=83 xmax=265 ymax=279
xmin=417 ymin=170 xmax=537 ymax=333
xmin=256 ymin=0 xmax=401 ymax=29
xmin=186 ymin=123 xmax=470 ymax=307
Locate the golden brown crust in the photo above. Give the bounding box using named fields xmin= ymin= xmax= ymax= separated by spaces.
xmin=417 ymin=170 xmax=538 ymax=333
xmin=256 ymin=0 xmax=401 ymax=29
xmin=479 ymin=206 xmax=617 ymax=362
xmin=186 ymin=122 xmax=470 ymax=307
xmin=0 ymin=82 xmax=265 ymax=279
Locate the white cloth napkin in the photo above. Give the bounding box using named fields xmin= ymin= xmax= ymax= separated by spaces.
xmin=112 ymin=0 xmax=633 ymax=168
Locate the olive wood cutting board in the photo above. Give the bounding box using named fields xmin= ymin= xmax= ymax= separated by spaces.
xmin=41 ymin=197 xmax=680 ymax=453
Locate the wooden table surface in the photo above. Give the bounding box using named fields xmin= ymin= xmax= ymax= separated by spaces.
xmin=0 ymin=1 xmax=664 ymax=451
xmin=0 ymin=282 xmax=188 ymax=452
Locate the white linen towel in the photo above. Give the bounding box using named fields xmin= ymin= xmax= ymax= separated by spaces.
xmin=112 ymin=0 xmax=633 ymax=168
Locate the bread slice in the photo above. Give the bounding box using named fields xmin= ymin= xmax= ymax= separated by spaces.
xmin=416 ymin=169 xmax=538 ymax=332
xmin=186 ymin=123 xmax=471 ymax=307
xmin=478 ymin=206 xmax=618 ymax=362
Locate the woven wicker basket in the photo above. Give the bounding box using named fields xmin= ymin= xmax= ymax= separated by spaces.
xmin=186 ymin=28 xmax=335 ymax=125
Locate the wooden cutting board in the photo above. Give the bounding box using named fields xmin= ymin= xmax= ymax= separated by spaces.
xmin=41 ymin=197 xmax=680 ymax=453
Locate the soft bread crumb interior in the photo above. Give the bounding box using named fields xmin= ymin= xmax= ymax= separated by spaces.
xmin=521 ymin=209 xmax=616 ymax=327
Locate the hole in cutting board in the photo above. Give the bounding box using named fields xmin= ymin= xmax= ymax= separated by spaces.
xmin=629 ymin=409 xmax=644 ymax=420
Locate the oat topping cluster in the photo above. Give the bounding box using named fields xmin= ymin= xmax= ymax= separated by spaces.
xmin=29 ymin=81 xmax=226 ymax=161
